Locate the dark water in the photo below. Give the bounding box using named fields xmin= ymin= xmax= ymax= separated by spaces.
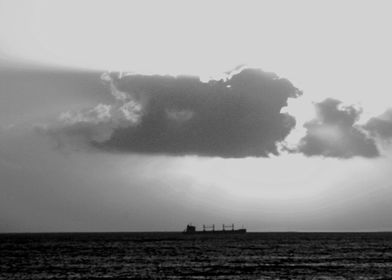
xmin=1 ymin=232 xmax=392 ymax=279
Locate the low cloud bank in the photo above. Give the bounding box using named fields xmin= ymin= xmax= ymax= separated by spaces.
xmin=42 ymin=67 xmax=392 ymax=159
xmin=44 ymin=67 xmax=302 ymax=157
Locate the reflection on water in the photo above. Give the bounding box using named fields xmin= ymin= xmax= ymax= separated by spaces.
xmin=1 ymin=232 xmax=392 ymax=279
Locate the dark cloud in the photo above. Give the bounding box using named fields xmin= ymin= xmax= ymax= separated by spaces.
xmin=363 ymin=109 xmax=392 ymax=141
xmin=297 ymin=98 xmax=379 ymax=158
xmin=49 ymin=68 xmax=302 ymax=158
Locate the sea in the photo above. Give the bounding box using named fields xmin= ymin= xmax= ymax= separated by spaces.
xmin=1 ymin=232 xmax=392 ymax=279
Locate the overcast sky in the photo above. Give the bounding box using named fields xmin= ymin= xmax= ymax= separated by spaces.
xmin=1 ymin=0 xmax=392 ymax=232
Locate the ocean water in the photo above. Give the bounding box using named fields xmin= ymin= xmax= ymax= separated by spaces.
xmin=1 ymin=232 xmax=392 ymax=279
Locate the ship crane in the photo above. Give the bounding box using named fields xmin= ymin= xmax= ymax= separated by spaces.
xmin=203 ymin=224 xmax=215 ymax=231
xmin=222 ymin=224 xmax=235 ymax=231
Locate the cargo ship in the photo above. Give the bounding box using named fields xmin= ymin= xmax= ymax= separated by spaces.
xmin=183 ymin=223 xmax=246 ymax=235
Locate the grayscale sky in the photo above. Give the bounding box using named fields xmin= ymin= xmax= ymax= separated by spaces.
xmin=1 ymin=0 xmax=392 ymax=232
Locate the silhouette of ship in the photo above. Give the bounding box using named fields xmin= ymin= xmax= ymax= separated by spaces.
xmin=183 ymin=223 xmax=246 ymax=235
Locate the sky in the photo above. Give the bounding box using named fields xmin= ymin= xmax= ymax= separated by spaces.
xmin=1 ymin=0 xmax=392 ymax=232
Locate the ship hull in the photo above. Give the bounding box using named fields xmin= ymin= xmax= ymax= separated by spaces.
xmin=183 ymin=229 xmax=246 ymax=235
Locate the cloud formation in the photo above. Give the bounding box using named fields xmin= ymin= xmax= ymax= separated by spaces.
xmin=40 ymin=73 xmax=143 ymax=149
xmin=364 ymin=109 xmax=392 ymax=141
xmin=47 ymin=68 xmax=302 ymax=157
xmin=297 ymin=98 xmax=379 ymax=158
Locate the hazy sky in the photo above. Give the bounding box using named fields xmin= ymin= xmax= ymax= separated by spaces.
xmin=1 ymin=0 xmax=392 ymax=232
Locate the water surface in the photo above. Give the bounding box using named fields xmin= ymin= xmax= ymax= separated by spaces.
xmin=1 ymin=232 xmax=392 ymax=279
